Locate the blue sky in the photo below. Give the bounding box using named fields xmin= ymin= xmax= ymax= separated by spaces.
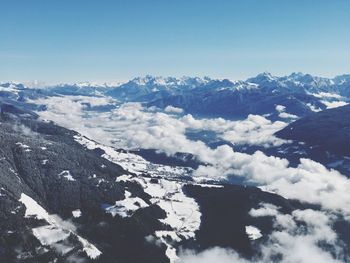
xmin=1 ymin=0 xmax=349 ymax=84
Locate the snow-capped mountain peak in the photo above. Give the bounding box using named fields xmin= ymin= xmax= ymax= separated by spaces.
xmin=128 ymin=75 xmax=212 ymax=88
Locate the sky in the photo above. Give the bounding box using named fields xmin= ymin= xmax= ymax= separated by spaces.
xmin=1 ymin=0 xmax=350 ymax=84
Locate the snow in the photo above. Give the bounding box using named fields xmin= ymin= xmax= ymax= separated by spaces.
xmin=0 ymin=84 xmax=20 ymax=97
xmin=192 ymin=182 xmax=224 ymax=188
xmin=73 ymin=134 xmax=202 ymax=261
xmin=105 ymin=190 xmax=148 ymax=218
xmin=72 ymin=209 xmax=82 ymax=218
xmin=9 ymin=168 xmax=18 ymax=175
xmin=245 ymin=225 xmax=262 ymax=240
xmin=20 ymin=193 xmax=101 ymax=259
xmin=127 ymin=176 xmax=201 ymax=262
xmin=96 ymin=178 xmax=108 ymax=186
xmin=16 ymin=142 xmax=31 ymax=152
xmin=116 ymin=174 xmax=133 ymax=182
xmin=58 ymin=170 xmax=76 ymax=181
xmin=74 ymin=134 xmax=190 ymax=177
xmin=51 ymin=243 xmax=74 ymax=255
xmin=155 ymin=231 xmax=181 ymax=262
xmin=77 ymin=236 xmax=102 ymax=259
xmin=20 ymin=193 xmax=50 ymax=221
xmin=32 ymin=226 xmax=70 ymax=245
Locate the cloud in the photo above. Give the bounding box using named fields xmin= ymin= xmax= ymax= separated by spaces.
xmin=181 ymin=204 xmax=347 ymax=263
xmin=311 ymin=92 xmax=343 ymax=99
xmin=275 ymin=104 xmax=298 ymax=119
xmin=164 ymin=105 xmax=184 ymax=114
xmin=180 ymin=247 xmax=250 ymax=263
xmin=250 ymin=204 xmax=345 ymax=263
xmin=31 ymin=97 xmax=288 ymax=151
xmin=321 ymin=100 xmax=348 ymax=109
xmin=276 ymin=105 xmax=286 ymax=112
xmin=199 ymin=149 xmax=350 ymax=218
xmin=30 ymin=96 xmax=350 ymax=262
xmin=12 ymin=123 xmax=39 ymax=137
xmin=308 ymin=92 xmax=349 ymax=109
xmin=31 ymin=97 xmax=350 ymax=217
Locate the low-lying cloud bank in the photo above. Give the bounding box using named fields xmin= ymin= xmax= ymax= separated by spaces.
xmin=31 ymin=97 xmax=350 ymax=215
xmin=32 ymin=96 xmax=288 ymax=149
xmin=31 ymin=96 xmax=350 ymax=262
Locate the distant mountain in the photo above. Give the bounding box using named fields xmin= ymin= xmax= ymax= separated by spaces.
xmin=105 ymin=75 xmax=211 ymax=102
xmin=1 ymin=73 xmax=350 ymax=120
xmin=146 ymin=73 xmax=350 ymax=119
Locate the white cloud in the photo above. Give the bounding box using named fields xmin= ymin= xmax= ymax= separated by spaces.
xmin=276 ymin=105 xmax=286 ymax=112
xmin=250 ymin=204 xmax=344 ymax=263
xmin=180 ymin=247 xmax=250 ymax=263
xmin=321 ymin=100 xmax=348 ymax=109
xmin=30 ymin=95 xmax=350 ymax=262
xmin=311 ymin=92 xmax=343 ymax=99
xmin=164 ymin=105 xmax=184 ymax=114
xmin=245 ymin=225 xmax=262 ymax=240
xmin=31 ymin=97 xmax=350 ymax=218
xmin=278 ymin=112 xmax=298 ymax=119
xmin=275 ymin=104 xmax=298 ymax=119
xmin=181 ymin=204 xmax=346 ymax=263
xmin=31 ymin=97 xmax=288 ymax=151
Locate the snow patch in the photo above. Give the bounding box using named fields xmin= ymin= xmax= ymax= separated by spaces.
xmin=72 ymin=209 xmax=82 ymax=218
xmin=16 ymin=142 xmax=31 ymax=152
xmin=59 ymin=170 xmax=76 ymax=181
xmin=105 ymin=190 xmax=148 ymax=218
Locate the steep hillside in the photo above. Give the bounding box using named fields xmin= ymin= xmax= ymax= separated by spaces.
xmin=276 ymin=104 xmax=350 ymax=157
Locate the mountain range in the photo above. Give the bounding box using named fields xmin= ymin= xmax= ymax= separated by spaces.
xmin=1 ymin=72 xmax=349 ymax=120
